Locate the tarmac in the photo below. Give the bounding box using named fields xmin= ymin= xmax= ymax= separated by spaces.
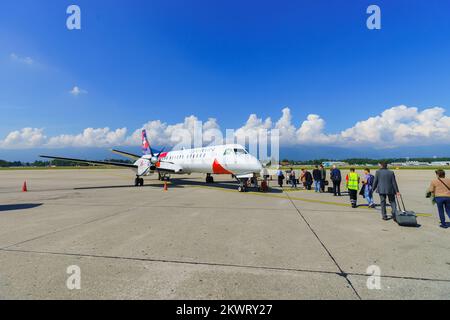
xmin=0 ymin=168 xmax=449 ymax=299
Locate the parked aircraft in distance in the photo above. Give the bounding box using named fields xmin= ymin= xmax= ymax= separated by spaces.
xmin=41 ymin=130 xmax=263 ymax=192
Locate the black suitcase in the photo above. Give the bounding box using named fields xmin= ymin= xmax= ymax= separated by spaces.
xmin=327 ymin=187 xmax=334 ymax=193
xmin=396 ymin=195 xmax=418 ymax=227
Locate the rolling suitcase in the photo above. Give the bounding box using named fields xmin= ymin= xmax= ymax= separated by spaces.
xmin=395 ymin=194 xmax=418 ymax=227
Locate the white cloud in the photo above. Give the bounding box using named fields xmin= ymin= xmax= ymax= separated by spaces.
xmin=126 ymin=115 xmax=223 ymax=148
xmin=275 ymin=108 xmax=297 ymax=144
xmin=69 ymin=86 xmax=88 ymax=96
xmin=46 ymin=127 xmax=127 ymax=148
xmin=296 ymin=114 xmax=337 ymax=144
xmin=339 ymin=105 xmax=450 ymax=146
xmin=0 ymin=128 xmax=46 ymax=149
xmin=235 ymin=114 xmax=272 ymax=142
xmin=10 ymin=53 xmax=34 ymax=65
xmin=1 ymin=105 xmax=449 ymax=150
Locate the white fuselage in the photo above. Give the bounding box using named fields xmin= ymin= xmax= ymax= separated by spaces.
xmin=136 ymin=144 xmax=262 ymax=177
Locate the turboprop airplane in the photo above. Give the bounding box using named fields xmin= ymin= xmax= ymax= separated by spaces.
xmin=40 ymin=130 xmax=263 ymax=192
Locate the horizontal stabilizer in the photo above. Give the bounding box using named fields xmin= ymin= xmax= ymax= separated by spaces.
xmin=111 ymin=149 xmax=141 ymax=160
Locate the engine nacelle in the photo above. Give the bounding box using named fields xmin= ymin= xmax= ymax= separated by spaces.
xmin=135 ymin=158 xmax=151 ymax=176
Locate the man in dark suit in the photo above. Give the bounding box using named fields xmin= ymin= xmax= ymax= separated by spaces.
xmin=372 ymin=162 xmax=400 ymax=221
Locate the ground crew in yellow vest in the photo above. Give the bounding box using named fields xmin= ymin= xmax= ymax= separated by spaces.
xmin=346 ymin=168 xmax=360 ymax=208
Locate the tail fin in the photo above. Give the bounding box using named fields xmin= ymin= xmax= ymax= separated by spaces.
xmin=141 ymin=129 xmax=153 ymax=156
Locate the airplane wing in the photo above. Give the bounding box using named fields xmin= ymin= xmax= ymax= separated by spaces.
xmin=110 ymin=149 xmax=141 ymax=161
xmin=40 ymin=155 xmax=138 ymax=168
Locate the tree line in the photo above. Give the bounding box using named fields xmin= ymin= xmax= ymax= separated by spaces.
xmin=0 ymin=159 xmax=133 ymax=168
xmin=282 ymin=157 xmax=450 ymax=165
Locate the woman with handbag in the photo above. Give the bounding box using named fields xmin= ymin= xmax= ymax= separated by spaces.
xmin=428 ymin=169 xmax=450 ymax=229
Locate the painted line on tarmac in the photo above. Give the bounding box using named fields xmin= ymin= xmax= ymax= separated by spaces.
xmin=192 ymin=185 xmax=433 ymax=218
xmin=284 ymin=191 xmax=362 ymax=300
xmin=2 ymin=247 xmax=448 ymax=283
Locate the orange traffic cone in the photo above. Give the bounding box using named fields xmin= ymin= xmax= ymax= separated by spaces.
xmin=22 ymin=181 xmax=28 ymax=192
xmin=163 ymin=181 xmax=168 ymax=191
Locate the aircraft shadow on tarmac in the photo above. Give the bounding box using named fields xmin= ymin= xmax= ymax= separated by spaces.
xmin=74 ymin=183 xmax=185 ymax=190
xmin=170 ymin=178 xmax=284 ymax=193
xmin=73 ymin=178 xmax=284 ymax=193
xmin=0 ymin=203 xmax=43 ymax=212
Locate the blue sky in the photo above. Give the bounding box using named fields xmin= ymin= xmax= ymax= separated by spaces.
xmin=1 ymin=0 xmax=450 ymax=160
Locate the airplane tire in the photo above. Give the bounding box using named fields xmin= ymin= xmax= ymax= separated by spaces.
xmin=139 ymin=178 xmax=144 ymax=186
xmin=135 ymin=178 xmax=140 ymax=187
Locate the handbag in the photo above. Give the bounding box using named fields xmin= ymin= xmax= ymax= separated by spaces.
xmin=426 ymin=189 xmax=436 ymax=205
xmin=359 ymin=185 xmax=365 ymax=197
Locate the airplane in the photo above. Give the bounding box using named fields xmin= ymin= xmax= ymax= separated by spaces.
xmin=40 ymin=129 xmax=263 ymax=192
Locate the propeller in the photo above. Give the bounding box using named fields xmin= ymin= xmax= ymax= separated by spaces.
xmin=150 ymin=146 xmax=167 ymax=164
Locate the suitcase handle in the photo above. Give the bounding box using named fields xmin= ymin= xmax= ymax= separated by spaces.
xmin=395 ymin=194 xmax=407 ymax=212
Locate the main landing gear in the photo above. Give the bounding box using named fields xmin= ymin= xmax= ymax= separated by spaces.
xmin=236 ymin=176 xmax=259 ymax=192
xmin=206 ymin=173 xmax=214 ymax=183
xmin=134 ymin=176 xmax=144 ymax=187
xmin=204 ymin=174 xmax=259 ymax=192
xmin=237 ymin=178 xmax=249 ymax=192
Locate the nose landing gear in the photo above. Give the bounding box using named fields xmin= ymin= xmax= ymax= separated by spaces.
xmin=236 ymin=175 xmax=259 ymax=192
xmin=237 ymin=178 xmax=249 ymax=192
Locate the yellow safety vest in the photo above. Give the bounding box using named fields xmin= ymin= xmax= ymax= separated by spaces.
xmin=347 ymin=172 xmax=359 ymax=190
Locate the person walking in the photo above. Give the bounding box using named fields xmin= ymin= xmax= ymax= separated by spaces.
xmin=301 ymin=169 xmax=313 ymax=190
xmin=346 ymin=168 xmax=360 ymax=208
xmin=320 ymin=164 xmax=327 ymax=193
xmin=372 ymin=162 xmax=400 ymax=221
xmin=276 ymin=168 xmax=285 ymax=188
xmin=289 ymin=168 xmax=297 ymax=188
xmin=312 ymin=165 xmax=322 ymax=192
xmin=330 ymin=165 xmax=342 ymax=196
xmin=362 ymin=168 xmax=375 ymax=208
xmin=428 ymin=169 xmax=450 ymax=228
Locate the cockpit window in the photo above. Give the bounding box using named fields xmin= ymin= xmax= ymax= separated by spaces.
xmin=224 ymin=148 xmax=248 ymax=155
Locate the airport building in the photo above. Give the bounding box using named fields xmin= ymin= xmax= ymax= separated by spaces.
xmin=321 ymin=161 xmax=349 ymax=167
xmin=391 ymin=161 xmax=450 ymax=167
